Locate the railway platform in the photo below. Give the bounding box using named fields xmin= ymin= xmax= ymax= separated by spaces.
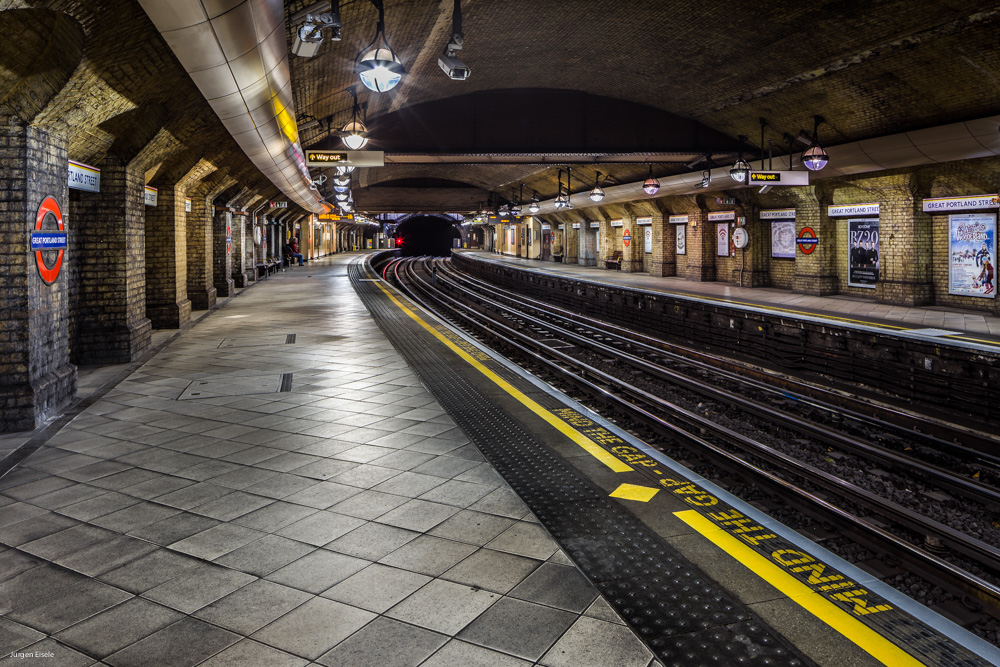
xmin=0 ymin=253 xmax=997 ymax=666
xmin=461 ymin=251 xmax=1000 ymax=348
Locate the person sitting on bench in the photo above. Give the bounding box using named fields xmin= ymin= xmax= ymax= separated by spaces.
xmin=287 ymin=236 xmax=305 ymax=266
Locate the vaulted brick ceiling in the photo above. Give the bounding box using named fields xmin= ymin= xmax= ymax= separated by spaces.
xmin=287 ymin=0 xmax=1000 ymax=211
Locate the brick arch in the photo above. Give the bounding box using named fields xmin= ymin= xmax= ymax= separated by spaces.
xmin=0 ymin=9 xmax=85 ymax=123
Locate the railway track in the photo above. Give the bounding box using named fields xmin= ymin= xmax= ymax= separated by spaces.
xmin=380 ymin=254 xmax=1000 ymax=633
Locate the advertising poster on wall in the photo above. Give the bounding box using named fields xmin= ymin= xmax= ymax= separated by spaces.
xmin=770 ymin=220 xmax=796 ymax=258
xmin=949 ymin=213 xmax=996 ymax=298
xmin=847 ymin=218 xmax=879 ymax=288
xmin=676 ymin=225 xmax=686 ymax=255
xmin=644 ymin=227 xmax=653 ymax=254
xmin=717 ymin=223 xmax=729 ymax=257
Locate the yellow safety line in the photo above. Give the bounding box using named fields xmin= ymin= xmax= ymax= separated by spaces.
xmin=372 ymin=278 xmax=632 ymax=473
xmin=675 ymin=509 xmax=926 ymax=667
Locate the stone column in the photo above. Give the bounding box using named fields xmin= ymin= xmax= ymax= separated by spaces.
xmin=212 ymin=207 xmax=234 ymax=296
xmin=649 ymin=213 xmax=673 ymax=277
xmin=684 ymin=206 xmax=715 ymax=281
xmin=145 ymin=184 xmax=191 ymax=328
xmin=875 ymin=175 xmax=933 ymax=306
xmin=69 ymin=155 xmax=152 ymax=364
xmin=793 ymin=187 xmax=838 ymax=295
xmin=231 ymin=211 xmax=249 ymax=287
xmin=0 ymin=117 xmax=77 ymax=430
xmin=621 ymin=212 xmax=641 ymax=272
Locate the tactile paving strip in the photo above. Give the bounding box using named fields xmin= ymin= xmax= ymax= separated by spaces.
xmin=350 ymin=266 xmax=816 ymax=667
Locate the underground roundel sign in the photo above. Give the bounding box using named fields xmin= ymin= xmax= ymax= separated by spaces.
xmin=796 ymin=226 xmax=818 ymax=255
xmin=226 ymin=224 xmax=232 ymax=254
xmin=623 ymin=229 xmax=631 ymax=247
xmin=30 ymin=197 xmax=68 ymax=284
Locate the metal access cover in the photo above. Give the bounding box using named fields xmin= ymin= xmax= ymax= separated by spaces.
xmin=178 ymin=375 xmax=288 ymax=399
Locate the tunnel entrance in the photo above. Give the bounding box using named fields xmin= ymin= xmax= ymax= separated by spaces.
xmin=395 ymin=216 xmax=461 ymax=257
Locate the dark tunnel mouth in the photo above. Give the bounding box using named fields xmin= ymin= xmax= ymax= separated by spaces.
xmin=395 ymin=215 xmax=462 ymax=257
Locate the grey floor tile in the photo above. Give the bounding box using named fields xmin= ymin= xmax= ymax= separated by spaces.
xmin=281 ymin=480 xmax=360 ymax=509
xmin=378 ymin=535 xmax=477 ymax=577
xmin=368 ymin=449 xmax=436 ymax=471
xmin=331 ymin=464 xmax=401 ymax=489
xmin=142 ymin=563 xmax=255 ymax=614
xmin=364 ymin=432 xmax=427 ymax=449
xmin=215 ymin=534 xmax=316 ymax=576
xmin=175 ymin=459 xmax=243 ymax=482
xmin=54 ymin=597 xmax=183 ymax=659
xmin=189 ymin=491 xmax=273 ymax=521
xmin=417 ymin=479 xmax=494 ymax=508
xmin=487 ymin=522 xmax=559 ymax=560
xmin=0 ymin=501 xmax=54 ymax=529
xmin=539 ymin=616 xmax=652 ymax=667
xmin=56 ymin=534 xmax=159 ymax=577
xmin=386 ymin=578 xmax=499 ymax=636
xmin=404 ymin=438 xmax=464 ymax=456
xmin=251 ymin=597 xmax=375 ymax=660
xmin=411 ymin=456 xmax=480 ymax=480
xmin=232 ymin=501 xmax=318 ymax=533
xmin=243 ymin=474 xmax=317 ymax=500
xmin=275 ymin=510 xmax=365 ymax=546
xmin=325 ymin=522 xmax=420 ymax=560
xmin=1 ymin=511 xmax=79 ymax=547
xmin=321 ymin=563 xmax=431 ymax=614
xmin=316 ymin=616 xmax=447 ymax=667
xmin=0 ymin=549 xmax=45 ymax=585
xmin=206 ymin=466 xmax=278 ymax=490
xmin=428 ymin=509 xmax=516 ymax=546
xmin=194 ymin=579 xmax=311 ymax=635
xmin=154 ymin=482 xmax=233 ymax=510
xmin=333 ymin=443 xmax=395 ymax=462
xmin=0 ymin=617 xmax=46 ymax=655
xmin=265 ymin=549 xmax=369 ymax=594
xmin=6 ymin=577 xmax=132 ymax=634
xmin=56 ymin=491 xmax=141 ymax=522
xmin=292 ymin=458 xmax=360 ymax=481
xmin=126 ymin=511 xmax=220 ymax=546
xmin=168 ymin=523 xmax=266 ymax=560
xmin=197 ymin=639 xmax=309 ymax=667
xmin=327 ymin=490 xmax=409 ymax=521
xmin=375 ymin=499 xmax=459 ymax=533
xmin=27 ymin=483 xmax=107 ymax=510
xmin=98 ymin=549 xmax=204 ymax=594
xmin=20 ymin=524 xmax=118 ymax=561
xmin=0 ymin=565 xmax=87 ymax=615
xmin=119 ymin=475 xmax=195 ymax=500
xmin=468 ymin=487 xmax=531 ymax=520
xmin=509 ymin=563 xmax=598 ymax=613
xmin=422 ymin=639 xmax=532 ymax=667
xmin=256 ymin=452 xmax=323 ymax=473
xmin=451 ymin=465 xmax=500 ymax=489
xmin=442 ymin=548 xmax=543 ymax=594
xmin=443 ymin=444 xmax=486 ymax=462
xmin=90 ymin=501 xmax=181 ymax=533
xmin=104 ymin=617 xmax=240 ymax=667
xmin=458 ymin=596 xmax=577 ymax=661
xmin=583 ymin=596 xmax=626 ymax=625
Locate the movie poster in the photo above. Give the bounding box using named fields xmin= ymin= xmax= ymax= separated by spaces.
xmin=949 ymin=213 xmax=996 ymax=298
xmin=847 ymin=218 xmax=879 ymax=288
xmin=770 ymin=220 xmax=796 ymax=259
xmin=676 ymin=225 xmax=686 ymax=255
xmin=717 ymin=223 xmax=729 ymax=257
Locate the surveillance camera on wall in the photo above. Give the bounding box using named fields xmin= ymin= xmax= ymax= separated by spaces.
xmin=438 ymin=54 xmax=470 ymax=80
xmin=291 ymin=10 xmax=342 ymax=58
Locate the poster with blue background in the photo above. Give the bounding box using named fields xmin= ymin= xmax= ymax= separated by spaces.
xmin=949 ymin=213 xmax=996 ymax=298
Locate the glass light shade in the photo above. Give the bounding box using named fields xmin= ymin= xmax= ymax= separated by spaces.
xmin=335 ymin=192 xmax=349 ymax=201
xmin=510 ymin=205 xmax=521 ymax=216
xmin=334 ymin=184 xmax=349 ymax=193
xmin=528 ymin=201 xmax=539 ymax=213
xmin=336 ymin=165 xmax=356 ymax=175
xmin=334 ymin=175 xmax=350 ymax=186
xmin=357 ymin=48 xmax=404 ymax=92
xmin=802 ymin=144 xmax=829 ymax=171
xmin=729 ymin=159 xmax=751 ymax=183
xmin=590 ymin=185 xmax=605 ymax=202
xmin=643 ymin=177 xmax=660 ymax=195
xmin=341 ymin=120 xmax=368 ymax=149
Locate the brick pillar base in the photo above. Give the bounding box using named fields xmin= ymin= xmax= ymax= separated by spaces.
xmin=189 ymin=286 xmax=217 ymax=310
xmin=147 ymin=299 xmax=192 ymax=329
xmin=77 ymin=320 xmax=153 ymax=365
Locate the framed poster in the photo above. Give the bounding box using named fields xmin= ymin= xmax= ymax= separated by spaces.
xmin=644 ymin=227 xmax=653 ymax=254
xmin=717 ymin=223 xmax=729 ymax=257
xmin=676 ymin=225 xmax=686 ymax=255
xmin=949 ymin=213 xmax=996 ymax=298
xmin=770 ymin=220 xmax=796 ymax=258
xmin=847 ymin=218 xmax=879 ymax=288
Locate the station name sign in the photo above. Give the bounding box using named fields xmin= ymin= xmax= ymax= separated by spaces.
xmin=610 ymin=219 xmax=623 ymax=228
xmin=589 ymin=221 xmax=600 ymax=228
xmin=922 ymin=194 xmax=999 ymax=212
xmin=68 ymin=160 xmax=100 ymax=193
xmin=572 ymin=223 xmax=581 ymax=229
xmin=144 ymin=186 xmax=157 ymax=207
xmin=305 ymin=150 xmax=385 ymax=168
xmin=760 ymin=208 xmax=796 ymax=220
xmin=828 ymin=203 xmax=879 ymax=217
xmin=749 ymin=170 xmax=810 ymax=186
xmin=636 ymin=216 xmax=653 ymax=226
xmin=707 ymin=211 xmax=735 ymax=222
xmin=668 ymin=215 xmax=689 ymax=224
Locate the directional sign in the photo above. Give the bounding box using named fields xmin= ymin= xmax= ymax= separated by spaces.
xmin=749 ymin=170 xmax=810 ymax=186
xmin=797 ymin=227 xmax=818 ymax=254
xmin=305 ymin=150 xmax=385 ymax=168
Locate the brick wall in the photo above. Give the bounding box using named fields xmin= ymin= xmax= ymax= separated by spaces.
xmin=0 ymin=117 xmax=76 ymax=430
xmin=212 ymin=207 xmax=234 ymax=297
xmin=186 ymin=192 xmax=217 ymax=309
xmin=144 ymin=184 xmax=191 ymax=327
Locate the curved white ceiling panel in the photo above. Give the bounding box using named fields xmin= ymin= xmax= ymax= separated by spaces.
xmin=139 ymin=0 xmax=331 ymax=212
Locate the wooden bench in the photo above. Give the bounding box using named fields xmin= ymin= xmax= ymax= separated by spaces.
xmin=605 ymin=250 xmax=623 ymax=271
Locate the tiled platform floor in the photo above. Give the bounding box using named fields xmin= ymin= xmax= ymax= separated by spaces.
xmin=0 ymin=254 xmax=658 ymax=667
xmin=467 ymin=251 xmax=1000 ymax=339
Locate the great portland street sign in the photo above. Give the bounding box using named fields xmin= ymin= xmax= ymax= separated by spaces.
xmin=30 ymin=197 xmax=68 ymax=284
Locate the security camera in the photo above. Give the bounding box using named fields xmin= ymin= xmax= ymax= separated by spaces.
xmin=438 ymin=54 xmax=471 ymax=80
xmin=291 ymin=8 xmax=342 ymax=58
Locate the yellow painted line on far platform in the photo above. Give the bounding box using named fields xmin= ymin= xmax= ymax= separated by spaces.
xmin=675 ymin=509 xmax=925 ymax=667
xmin=373 ymin=279 xmax=632 ymax=473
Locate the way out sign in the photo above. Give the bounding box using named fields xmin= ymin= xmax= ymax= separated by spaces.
xmin=623 ymin=229 xmax=632 ymax=247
